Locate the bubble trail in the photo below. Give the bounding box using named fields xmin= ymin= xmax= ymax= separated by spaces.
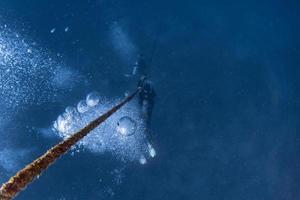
xmin=0 ymin=89 xmax=140 ymax=200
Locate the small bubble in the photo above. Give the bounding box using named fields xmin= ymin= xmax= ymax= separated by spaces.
xmin=65 ymin=106 xmax=78 ymax=116
xmin=56 ymin=114 xmax=72 ymax=132
xmin=147 ymin=143 xmax=156 ymax=158
xmin=64 ymin=27 xmax=69 ymax=32
xmin=77 ymin=100 xmax=89 ymax=113
xmin=139 ymin=155 xmax=147 ymax=165
xmin=50 ymin=28 xmax=56 ymax=33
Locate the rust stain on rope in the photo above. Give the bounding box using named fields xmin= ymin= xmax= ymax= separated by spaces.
xmin=0 ymin=89 xmax=140 ymax=200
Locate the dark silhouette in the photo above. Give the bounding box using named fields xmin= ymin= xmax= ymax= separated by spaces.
xmin=134 ymin=54 xmax=156 ymax=139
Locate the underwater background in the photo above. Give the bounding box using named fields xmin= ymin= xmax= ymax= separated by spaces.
xmin=0 ymin=0 xmax=300 ymax=199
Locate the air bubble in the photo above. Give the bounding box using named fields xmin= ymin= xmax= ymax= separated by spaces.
xmin=56 ymin=115 xmax=72 ymax=132
xmin=50 ymin=28 xmax=56 ymax=33
xmin=116 ymin=116 xmax=136 ymax=136
xmin=139 ymin=155 xmax=147 ymax=165
xmin=64 ymin=27 xmax=69 ymax=32
xmin=86 ymin=92 xmax=100 ymax=107
xmin=77 ymin=100 xmax=89 ymax=113
xmin=147 ymin=143 xmax=156 ymax=158
xmin=65 ymin=106 xmax=78 ymax=118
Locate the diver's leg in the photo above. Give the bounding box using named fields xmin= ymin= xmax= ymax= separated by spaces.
xmin=140 ymin=100 xmax=156 ymax=158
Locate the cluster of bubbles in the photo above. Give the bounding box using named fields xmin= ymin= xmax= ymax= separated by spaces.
xmin=53 ymin=92 xmax=156 ymax=164
xmin=0 ymin=23 xmax=79 ymax=110
xmin=0 ymin=20 xmax=80 ymax=174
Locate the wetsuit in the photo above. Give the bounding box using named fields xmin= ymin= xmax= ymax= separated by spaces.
xmin=134 ymin=55 xmax=156 ymax=137
xmin=138 ymin=77 xmax=156 ymax=127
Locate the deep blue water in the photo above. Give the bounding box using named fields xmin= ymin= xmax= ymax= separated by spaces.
xmin=0 ymin=0 xmax=300 ymax=199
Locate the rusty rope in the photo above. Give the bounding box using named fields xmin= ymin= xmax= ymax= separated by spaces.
xmin=0 ymin=88 xmax=140 ymax=200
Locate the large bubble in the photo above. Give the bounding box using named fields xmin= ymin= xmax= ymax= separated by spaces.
xmin=86 ymin=92 xmax=100 ymax=107
xmin=116 ymin=116 xmax=137 ymax=136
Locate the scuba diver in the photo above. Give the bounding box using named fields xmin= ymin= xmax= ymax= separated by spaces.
xmin=136 ymin=55 xmax=155 ymax=115
xmin=134 ymin=54 xmax=156 ymax=129
xmin=138 ymin=75 xmax=155 ymax=128
xmin=134 ymin=54 xmax=156 ymax=157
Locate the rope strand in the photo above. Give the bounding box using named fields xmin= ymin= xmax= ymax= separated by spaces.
xmin=0 ymin=88 xmax=140 ymax=200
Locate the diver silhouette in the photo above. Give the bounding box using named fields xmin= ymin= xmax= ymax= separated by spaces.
xmin=134 ymin=54 xmax=156 ymax=140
